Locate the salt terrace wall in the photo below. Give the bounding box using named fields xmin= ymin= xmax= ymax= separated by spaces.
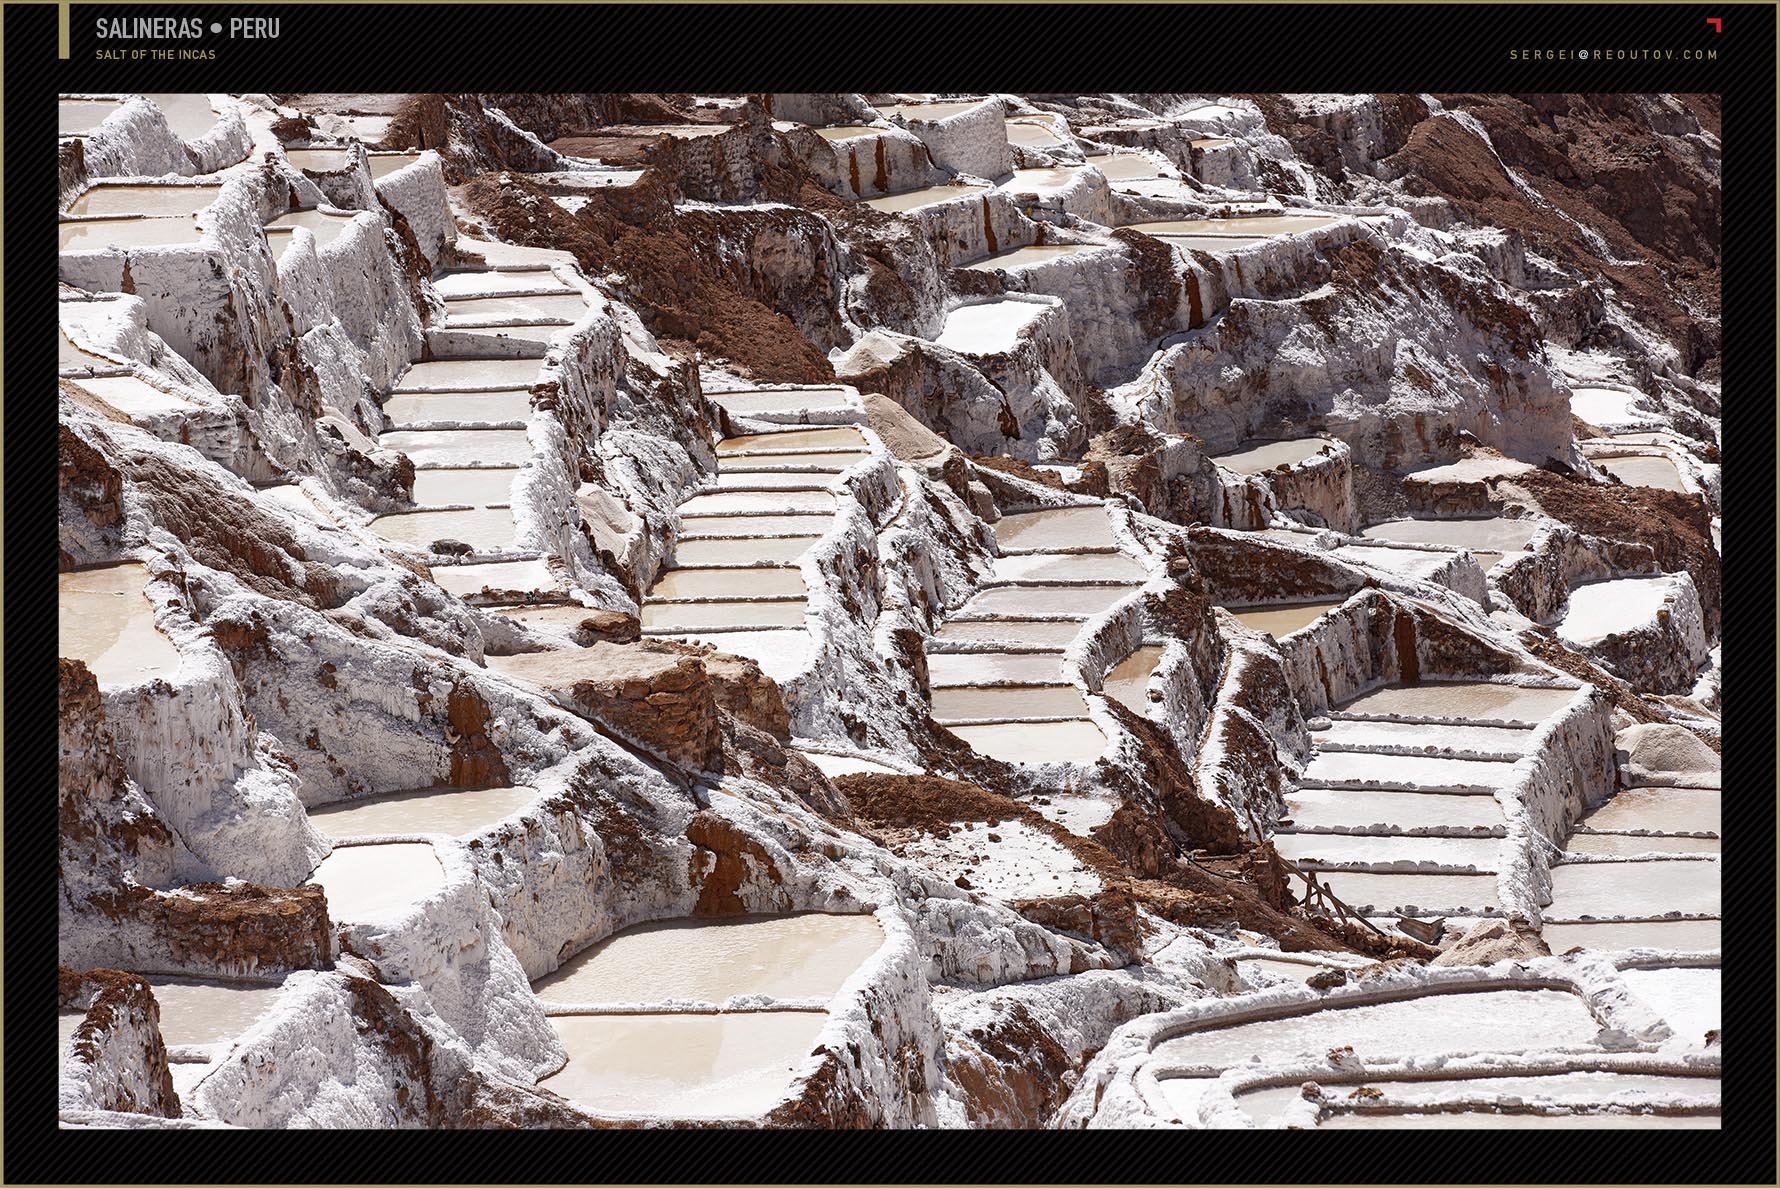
xmin=880 ymin=98 xmax=1014 ymax=181
xmin=58 ymin=969 xmax=180 ymax=1118
xmin=1493 ymin=523 xmax=1659 ymax=623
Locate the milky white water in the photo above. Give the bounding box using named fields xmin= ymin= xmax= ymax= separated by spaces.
xmin=1272 ymin=832 xmax=1502 ymax=869
xmin=863 ymin=184 xmax=989 ymax=213
xmin=68 ymin=375 xmax=195 ymax=416
xmin=1567 ymin=833 xmax=1718 ymax=856
xmin=1211 ymin=439 xmax=1328 ymax=473
xmin=60 ymin=330 xmax=113 ymax=369
xmin=377 ymin=429 xmax=533 ymax=469
xmin=1226 ymin=601 xmax=1345 ymax=638
xmin=368 ymin=152 xmax=423 ymax=178
xmin=927 ymin=652 xmax=1067 ymax=687
xmin=432 ymin=269 xmax=571 ymax=299
xmin=59 ymin=564 xmax=182 ymax=687
xmin=305 ymin=843 xmax=444 ymax=921
xmin=1314 ymin=718 xmax=1535 ymax=756
xmin=384 ymin=389 xmax=533 ymax=428
xmin=1000 ymin=167 xmax=1089 ymax=190
xmin=948 ymin=719 xmax=1106 ymax=764
xmin=673 ymin=536 xmax=818 ymax=566
xmin=649 ymin=567 xmax=807 ymax=600
xmin=1283 ymin=786 xmax=1504 ymax=832
xmin=1311 ymin=870 xmax=1502 ymax=913
xmin=934 ymin=300 xmax=1048 ymax=354
xmin=933 ymin=619 xmax=1090 ymax=649
xmin=678 ymin=490 xmax=836 ymax=516
xmin=674 ymin=630 xmax=813 ymax=681
xmin=1574 ymin=786 xmax=1719 ymax=836
xmin=1301 ymin=749 xmax=1518 ymax=790
xmin=963 ymin=243 xmax=1099 ymax=272
xmin=1129 ymin=214 xmax=1340 ymax=237
xmin=993 ymin=505 xmax=1116 ymax=551
xmin=540 ymin=1012 xmax=825 ymax=1119
xmin=1620 ymin=968 xmax=1720 ymax=1042
xmin=535 ymin=914 xmax=882 ymax=1005
xmin=706 ymin=387 xmax=853 ymax=416
xmin=1596 ymin=454 xmax=1688 ymax=493
xmin=394 ymin=357 xmax=543 ymax=391
xmin=307 ymin=786 xmax=539 ymax=838
xmin=1545 ymin=860 xmax=1719 ymax=919
xmin=713 ymin=471 xmax=840 ymax=491
xmin=1558 ymin=576 xmax=1680 ymax=646
xmin=1362 ymin=517 xmax=1537 ymax=552
xmin=444 ymin=292 xmax=588 ymax=322
xmin=264 ymin=208 xmax=358 ymax=249
xmin=1093 ymin=154 xmax=1164 ymax=181
xmin=878 ymin=100 xmax=990 ymax=122
xmin=409 ymin=467 xmax=521 ymax=507
xmin=811 ymin=125 xmax=877 ymax=141
xmin=719 ymin=450 xmax=868 ymax=472
xmin=1569 ymin=387 xmax=1643 ymax=426
xmin=718 ymin=427 xmax=866 ymax=454
xmin=1153 ymin=988 xmax=1599 ymax=1069
xmin=432 ymin=559 xmax=562 ymax=599
xmin=283 ymin=147 xmax=353 ymax=171
xmin=1320 ymin=1110 xmax=1717 ymax=1129
xmin=1338 ymin=682 xmax=1576 ymax=724
xmin=990 ymin=551 xmax=1147 ymax=584
xmin=640 ymin=601 xmax=807 ymax=631
xmin=59 ymin=99 xmax=118 ymax=135
xmin=955 ymin=584 xmax=1136 ymax=617
xmin=1005 ymin=120 xmax=1066 ymax=147
xmin=66 ymin=184 xmax=220 ymax=219
xmin=1102 ymin=645 xmax=1166 ymax=713
xmin=799 ymin=752 xmax=901 ymax=778
xmin=1542 ymin=919 xmax=1720 ymax=953
xmin=142 ymin=94 xmax=220 ymax=140
xmin=369 ymin=507 xmax=515 ymax=552
xmin=930 ymin=684 xmax=1088 ymax=723
xmin=145 ymin=977 xmax=287 ymax=1048
xmin=677 ymin=513 xmax=836 ymax=538
xmin=256 ymin=484 xmax=329 ymax=525
xmin=60 ymin=218 xmax=202 ymax=251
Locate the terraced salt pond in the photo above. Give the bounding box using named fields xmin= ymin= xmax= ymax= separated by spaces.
xmin=720 ymin=449 xmax=868 ymax=472
xmin=1570 ymin=386 xmax=1645 ymax=426
xmin=1128 ymin=214 xmax=1341 ymax=238
xmin=1558 ymin=576 xmax=1681 ymax=645
xmin=304 ymin=843 xmax=444 ymax=921
xmin=1272 ymin=832 xmax=1502 ymax=868
xmin=877 ymin=100 xmax=989 ymax=121
xmin=141 ymin=978 xmax=287 ymax=1048
xmin=1005 ymin=119 xmax=1067 ymax=148
xmin=68 ymin=375 xmax=195 ymax=417
xmin=1621 ymin=967 xmax=1720 ymax=1041
xmin=1211 ymin=438 xmax=1329 ymax=474
xmin=1235 ymin=1069 xmax=1718 ymax=1129
xmin=383 ymin=389 xmax=533 ymax=428
xmin=811 ymin=125 xmax=878 ymax=142
xmin=672 ymin=536 xmax=819 ymax=565
xmin=1000 ymin=167 xmax=1089 ymax=190
xmin=59 ymin=564 xmax=183 ymax=687
xmin=931 ymin=684 xmax=1089 ymax=723
xmin=307 ymin=786 xmax=540 ymax=838
xmin=1102 ymin=645 xmax=1165 ymax=713
xmin=962 ymin=243 xmax=1099 ymax=272
xmin=1596 ymin=453 xmax=1688 ymax=493
xmin=393 ymin=357 xmax=543 ymax=391
xmin=928 ymin=652 xmax=1068 ymax=687
xmin=990 ymin=551 xmax=1148 ymax=583
xmin=992 ymin=505 xmax=1119 ymax=552
xmin=432 ymin=559 xmax=563 ymax=601
xmin=1225 ymin=600 xmax=1345 ymax=638
xmin=1091 ymin=153 xmax=1164 ymax=181
xmin=376 ymin=429 xmax=532 ymax=467
xmin=60 ymin=218 xmax=203 ymax=251
xmin=640 ymin=600 xmax=807 ymax=631
xmin=431 ymin=269 xmax=573 ymax=299
xmin=1545 ymin=860 xmax=1719 ymax=920
xmin=59 ymin=99 xmax=119 ymax=135
xmin=1336 ymin=681 xmax=1577 ymax=725
xmin=934 ymin=300 xmax=1049 ymax=354
xmin=539 ymin=1012 xmax=825 ymax=1119
xmin=862 ymin=183 xmax=988 ymax=213
xmin=934 ymin=618 xmax=1096 ymax=649
xmin=141 ymin=93 xmax=221 ymax=139
xmin=948 ymin=720 xmax=1107 ymax=765
xmin=954 ymin=585 xmax=1136 ymax=617
xmin=1542 ymin=919 xmax=1721 ymax=953
xmin=678 ymin=513 xmax=837 ymax=538
xmin=1152 ymin=988 xmax=1600 ymax=1069
xmin=443 ymin=292 xmax=589 ymax=321
xmin=368 ymin=152 xmax=424 ymax=179
xmin=1311 ymin=717 xmax=1534 ymax=757
xmin=648 ymin=567 xmax=807 ymax=600
xmin=717 ymin=427 xmax=866 ymax=454
xmin=65 ymin=183 xmax=220 ymax=219
xmin=282 ymin=147 xmax=354 ymax=171
xmin=678 ymin=490 xmax=836 ymax=516
xmin=409 ymin=467 xmax=520 ymax=506
xmin=369 ymin=507 xmax=516 ymax=552
xmin=1318 ymin=1111 xmax=1718 ymax=1129
xmin=1571 ymin=785 xmax=1720 ymax=836
xmin=263 ymin=208 xmax=359 ymax=250
xmin=1360 ymin=517 xmax=1537 ymax=557
xmin=534 ymin=914 xmax=882 ymax=1005
xmin=1282 ymin=787 xmax=1505 ymax=833
xmin=706 ymin=387 xmax=854 ymax=417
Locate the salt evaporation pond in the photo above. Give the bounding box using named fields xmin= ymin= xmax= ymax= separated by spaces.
xmin=307 ymin=785 xmax=540 ymax=838
xmin=384 ymin=389 xmax=533 ymax=427
xmin=377 ymin=429 xmax=532 ymax=467
xmin=1157 ymin=234 xmax=1274 ymax=255
xmin=649 ymin=567 xmax=807 ymax=600
xmin=1302 ymin=749 xmax=1517 ymax=790
xmin=1243 ymin=1070 xmax=1717 ymax=1123
xmin=1272 ymin=832 xmax=1502 ymax=868
xmin=640 ymin=601 xmax=807 ymax=631
xmin=432 ymin=269 xmax=572 ymax=299
xmin=992 ymin=506 xmax=1116 ymax=552
xmin=1314 ymin=717 xmax=1535 ymax=756
xmin=963 ymin=243 xmax=1099 ymax=272
xmin=1570 ymin=386 xmax=1643 ymax=426
xmin=1283 ymin=787 xmax=1504 ymax=832
xmin=678 ymin=490 xmax=835 ymax=516
xmin=283 ymin=147 xmax=354 ymax=171
xmin=264 ymin=208 xmax=359 ymax=249
xmin=60 ymin=218 xmax=202 ymax=251
xmin=409 ymin=467 xmax=520 ymax=507
xmin=1575 ymin=786 xmax=1720 ymax=836
xmin=935 ymin=300 xmax=1049 ymax=354
xmin=1129 ymin=214 xmax=1340 ymax=237
xmin=1310 ymin=870 xmax=1502 ymax=913
xmin=1596 ymin=454 xmax=1688 ymax=493
xmin=1001 ymin=167 xmax=1088 ymax=190
xmin=432 ymin=559 xmax=562 ymax=600
xmin=305 ymin=843 xmax=444 ymax=921
xmin=719 ymin=449 xmax=867 ymax=472
xmin=444 ymin=292 xmax=588 ymax=322
xmin=142 ymin=93 xmax=220 ymax=139
xmin=673 ymin=536 xmax=818 ymax=566
xmin=677 ymin=513 xmax=836 ymax=538
xmin=677 ymin=630 xmax=813 ymax=681
xmin=394 ymin=357 xmax=543 ymax=391
xmin=1153 ymin=988 xmax=1599 ymax=1068
xmin=713 ymin=471 xmax=841 ymax=491
xmin=863 ymin=184 xmax=989 ymax=213
xmin=59 ymin=99 xmax=119 ymax=135
xmin=1005 ymin=119 xmax=1066 ymax=147
xmin=1621 ymin=967 xmax=1720 ymax=1041
xmin=1092 ymin=154 xmax=1164 ymax=181
xmin=878 ymin=100 xmax=990 ymax=122
xmin=930 ymin=684 xmax=1090 ymax=723
xmin=1361 ymin=517 xmax=1537 ymax=554
xmin=1567 ymin=833 xmax=1718 ymax=857
xmin=1318 ymin=1110 xmax=1718 ymax=1130
xmin=144 ymin=978 xmax=286 ymax=1047
xmin=1338 ymin=681 xmax=1576 ymax=724
xmin=956 ymin=584 xmax=1137 ymax=617
xmin=950 ymin=719 xmax=1106 ymax=764
xmin=370 ymin=507 xmax=515 ymax=552
xmin=1558 ymin=576 xmax=1679 ymax=646
xmin=811 ymin=125 xmax=877 ymax=142
xmin=707 ymin=386 xmax=854 ymax=417
xmin=66 ymin=183 xmax=220 ymax=219
xmin=368 ymin=152 xmax=423 ymax=178
xmin=927 ymin=652 xmax=1067 ymax=686
xmin=60 ymin=330 xmax=112 ymax=369
xmin=69 ymin=375 xmax=195 ymax=417
xmin=718 ymin=427 xmax=866 ymax=454
xmin=1102 ymin=645 xmax=1165 ymax=713
xmin=535 ymin=914 xmax=882 ymax=1005
xmin=541 ymin=1012 xmax=825 ymax=1119
xmin=59 ymin=564 xmax=182 ymax=687
xmin=799 ymin=752 xmax=902 ymax=778
xmin=934 ymin=619 xmax=1092 ymax=649
xmin=1546 ymin=860 xmax=1720 ymax=919
xmin=1542 ymin=919 xmax=1720 ymax=953
xmin=990 ymin=551 xmax=1148 ymax=583
xmin=1211 ymin=438 xmax=1329 ymax=474
xmin=1226 ymin=600 xmax=1345 ymax=638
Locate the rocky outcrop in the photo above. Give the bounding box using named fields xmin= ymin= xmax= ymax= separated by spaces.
xmin=58 ymin=968 xmax=179 ymax=1117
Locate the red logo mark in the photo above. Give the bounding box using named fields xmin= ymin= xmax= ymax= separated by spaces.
xmin=1705 ymin=17 xmax=1722 ymax=31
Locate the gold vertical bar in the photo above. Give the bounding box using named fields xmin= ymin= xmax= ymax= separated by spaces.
xmin=59 ymin=0 xmax=71 ymax=59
